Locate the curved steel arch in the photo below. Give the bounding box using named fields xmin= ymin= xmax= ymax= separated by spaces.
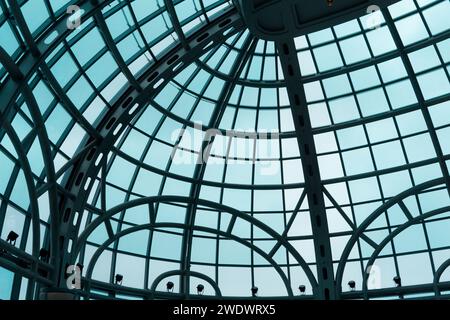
xmin=382 ymin=8 xmax=450 ymax=196
xmin=335 ymin=177 xmax=446 ymax=296
xmin=150 ymin=270 xmax=222 ymax=297
xmin=0 ymin=0 xmax=245 ymax=294
xmin=0 ymin=0 xmax=116 ymax=122
xmin=0 ymin=116 xmax=41 ymax=263
xmin=57 ymin=10 xmax=245 ymax=288
xmin=112 ymin=147 xmax=307 ymax=191
xmin=433 ymin=258 xmax=450 ymax=297
xmin=275 ymin=38 xmax=335 ymax=299
xmin=180 ymin=34 xmax=258 ymax=295
xmin=1 ymin=0 xmax=449 ymax=302
xmin=73 ymin=195 xmax=318 ymax=294
xmin=83 ymin=222 xmax=296 ymax=298
xmin=82 ymin=31 xmax=255 ymax=289
xmin=0 ymin=0 xmax=124 ymax=289
xmin=361 ymin=206 xmax=450 ymax=297
xmin=0 ymin=47 xmax=53 ymax=272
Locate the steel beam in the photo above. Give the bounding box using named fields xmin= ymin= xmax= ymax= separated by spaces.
xmin=58 ymin=9 xmax=244 ymax=287
xmin=236 ymin=0 xmax=400 ymax=41
xmin=335 ymin=177 xmax=445 ymax=296
xmin=180 ymin=35 xmax=257 ymax=296
xmin=276 ymin=39 xmax=335 ymax=299
xmin=83 ymin=222 xmax=293 ymax=297
xmin=1 ymin=0 xmax=449 ymax=301
xmin=382 ymin=8 xmax=450 ymax=196
xmin=72 ymin=195 xmax=317 ymax=292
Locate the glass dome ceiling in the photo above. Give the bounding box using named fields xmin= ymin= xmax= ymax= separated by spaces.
xmin=0 ymin=0 xmax=449 ymax=300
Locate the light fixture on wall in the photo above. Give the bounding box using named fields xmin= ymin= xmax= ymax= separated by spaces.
xmin=166 ymin=281 xmax=174 ymax=292
xmin=39 ymin=248 xmax=49 ymax=262
xmin=299 ymin=285 xmax=306 ymax=295
xmin=348 ymin=280 xmax=356 ymax=291
xmin=6 ymin=231 xmax=19 ymax=246
xmin=197 ymin=284 xmax=204 ymax=295
xmin=115 ymin=274 xmax=123 ymax=285
xmin=251 ymin=286 xmax=258 ymax=297
xmin=393 ymin=276 xmax=401 ymax=287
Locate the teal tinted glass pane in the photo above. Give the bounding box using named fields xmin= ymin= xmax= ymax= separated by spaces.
xmin=20 ymin=0 xmax=49 ymax=34
xmin=118 ymin=231 xmax=149 ymax=255
xmin=380 ymin=170 xmax=412 ymax=197
xmin=386 ymin=80 xmax=417 ymax=108
xmin=313 ymin=43 xmax=344 ymax=71
xmin=398 ymin=253 xmax=433 ymax=286
xmin=86 ymin=53 xmax=117 ymax=87
xmin=403 ymin=133 xmax=437 ymax=162
xmin=0 ymin=22 xmax=19 ymax=55
xmin=339 ymin=35 xmax=371 ymax=64
xmin=437 ymin=127 xmax=450 ymax=154
xmin=378 ymin=57 xmax=407 ymax=82
xmin=396 ymin=111 xmax=427 ymax=135
xmin=437 ymin=38 xmax=450 ymax=62
xmin=309 ymin=102 xmax=331 ymax=127
xmin=329 ymin=96 xmax=360 ymax=123
xmin=366 ymin=118 xmax=398 ymax=143
xmin=357 ymin=88 xmax=390 ymax=116
xmin=337 ymin=126 xmax=367 ymax=149
xmin=427 ymin=219 xmax=450 ymax=248
xmin=304 ymin=81 xmax=325 ymax=102
xmin=422 ymin=1 xmax=450 ymax=35
xmin=429 ymin=101 xmax=450 ymax=127
xmin=3 ymin=0 xmax=450 ymax=300
xmin=51 ymin=53 xmax=78 ymax=87
xmin=417 ymin=69 xmax=450 ymax=100
xmin=298 ymin=51 xmax=316 ymax=76
xmin=71 ymin=29 xmax=105 ymax=66
xmin=0 ymin=267 xmax=13 ymax=300
xmin=408 ymin=45 xmax=441 ymax=73
xmin=151 ymin=231 xmax=182 ymax=260
xmin=366 ymin=26 xmax=396 ymax=56
xmin=389 ymin=0 xmax=416 ymax=18
xmin=372 ymin=141 xmax=406 ymax=169
xmin=323 ymin=75 xmax=352 ymax=98
xmin=191 ymin=237 xmax=216 ymax=263
xmin=349 ymin=177 xmax=381 ymax=202
xmin=45 ymin=105 xmax=72 ymax=143
xmin=350 ymin=66 xmax=380 ymax=91
xmin=0 ymin=151 xmax=15 ymax=194
xmin=342 ymin=148 xmax=374 ymax=175
xmin=219 ymin=240 xmax=251 ymax=264
xmin=395 ymin=13 xmax=429 ymax=46
xmin=334 ymin=19 xmax=360 ymax=37
xmin=308 ymin=28 xmax=334 ymax=45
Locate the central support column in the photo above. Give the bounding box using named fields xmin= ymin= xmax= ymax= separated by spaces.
xmin=276 ymin=40 xmax=335 ymax=299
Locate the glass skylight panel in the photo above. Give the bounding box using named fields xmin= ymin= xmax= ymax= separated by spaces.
xmin=313 ymin=43 xmax=344 ymax=72
xmin=339 ymin=35 xmax=371 ymax=64
xmin=0 ymin=20 xmax=20 ymax=56
xmin=422 ymin=0 xmax=450 ymax=34
xmin=0 ymin=0 xmax=449 ymax=301
xmin=329 ymin=96 xmax=360 ymax=123
xmin=366 ymin=26 xmax=397 ymax=56
xmin=417 ymin=69 xmax=450 ymax=100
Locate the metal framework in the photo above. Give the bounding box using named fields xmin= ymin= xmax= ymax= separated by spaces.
xmin=0 ymin=0 xmax=449 ymax=300
xmin=275 ymin=38 xmax=335 ymax=299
